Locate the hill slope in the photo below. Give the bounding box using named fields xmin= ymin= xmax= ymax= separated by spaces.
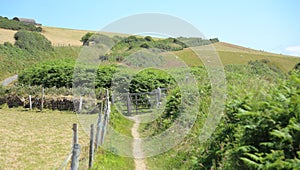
xmin=0 ymin=26 xmax=299 ymax=75
xmin=174 ymin=42 xmax=300 ymax=72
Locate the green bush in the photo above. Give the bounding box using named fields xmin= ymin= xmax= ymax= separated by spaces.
xmin=19 ymin=59 xmax=118 ymax=89
xmin=14 ymin=30 xmax=53 ymax=52
xmin=177 ymin=37 xmax=219 ymax=47
xmin=95 ymin=65 xmax=118 ymax=88
xmin=18 ymin=59 xmax=75 ymax=88
xmin=129 ymin=68 xmax=175 ymax=93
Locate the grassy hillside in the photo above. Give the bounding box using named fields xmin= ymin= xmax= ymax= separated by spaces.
xmin=173 ymin=43 xmax=300 ymax=72
xmin=0 ymin=45 xmax=81 ymax=80
xmin=0 ymin=25 xmax=299 ymax=80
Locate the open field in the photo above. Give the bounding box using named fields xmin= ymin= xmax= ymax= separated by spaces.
xmin=0 ymin=26 xmax=127 ymax=46
xmin=0 ymin=28 xmax=17 ymax=44
xmin=0 ymin=108 xmax=89 ymax=170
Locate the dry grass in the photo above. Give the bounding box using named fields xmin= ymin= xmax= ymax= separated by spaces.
xmin=0 ymin=28 xmax=16 ymax=44
xmin=41 ymin=26 xmax=89 ymax=46
xmin=0 ymin=108 xmax=90 ymax=170
xmin=0 ymin=26 xmax=127 ymax=47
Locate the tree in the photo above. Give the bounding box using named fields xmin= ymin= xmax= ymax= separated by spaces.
xmin=80 ymin=32 xmax=94 ymax=46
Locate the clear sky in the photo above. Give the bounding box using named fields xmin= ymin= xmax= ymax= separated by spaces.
xmin=1 ymin=0 xmax=300 ymax=56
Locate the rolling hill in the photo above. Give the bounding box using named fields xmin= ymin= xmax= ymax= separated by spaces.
xmin=0 ymin=25 xmax=299 ymax=78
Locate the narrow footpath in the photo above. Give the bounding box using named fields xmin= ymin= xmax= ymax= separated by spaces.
xmin=131 ymin=116 xmax=147 ymax=170
xmin=1 ymin=75 xmax=18 ymax=86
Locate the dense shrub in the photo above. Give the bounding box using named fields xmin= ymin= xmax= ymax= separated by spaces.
xmin=194 ymin=71 xmax=300 ymax=169
xmin=80 ymin=34 xmax=218 ymax=63
xmin=14 ymin=30 xmax=53 ymax=52
xmin=18 ymin=59 xmax=75 ymax=88
xmin=95 ymin=65 xmax=117 ymax=88
xmin=18 ymin=59 xmax=118 ymax=89
xmin=177 ymin=37 xmax=219 ymax=47
xmin=0 ymin=16 xmax=42 ymax=32
xmin=129 ymin=68 xmax=175 ymax=93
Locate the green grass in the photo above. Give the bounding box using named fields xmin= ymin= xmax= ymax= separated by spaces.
xmin=0 ymin=45 xmax=81 ymax=80
xmin=0 ymin=107 xmax=88 ymax=169
xmin=173 ymin=46 xmax=300 ymax=72
xmin=92 ymin=106 xmax=135 ymax=169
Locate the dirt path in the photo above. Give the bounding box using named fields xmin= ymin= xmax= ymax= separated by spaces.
xmin=1 ymin=75 xmax=18 ymax=86
xmin=131 ymin=116 xmax=147 ymax=170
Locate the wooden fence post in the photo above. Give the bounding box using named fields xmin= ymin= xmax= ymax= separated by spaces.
xmin=78 ymin=96 xmax=83 ymax=113
xmin=126 ymin=93 xmax=131 ymax=116
xmin=40 ymin=87 xmax=44 ymax=111
xmin=157 ymin=87 xmax=162 ymax=107
xmin=100 ymin=111 xmax=107 ymax=145
xmin=72 ymin=123 xmax=78 ymax=146
xmin=95 ymin=106 xmax=102 ymax=149
xmin=89 ymin=124 xmax=95 ymax=168
xmin=71 ymin=144 xmax=80 ymax=170
xmin=29 ymin=95 xmax=32 ymax=110
xmin=157 ymin=87 xmax=161 ymax=101
xmin=71 ymin=123 xmax=80 ymax=170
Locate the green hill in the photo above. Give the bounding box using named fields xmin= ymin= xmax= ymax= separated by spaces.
xmin=0 ymin=25 xmax=299 ymax=81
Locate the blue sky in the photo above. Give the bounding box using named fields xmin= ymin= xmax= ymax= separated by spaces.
xmin=1 ymin=0 xmax=300 ymax=56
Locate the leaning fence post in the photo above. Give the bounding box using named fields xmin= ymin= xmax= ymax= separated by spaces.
xmin=29 ymin=95 xmax=32 ymax=110
xmin=95 ymin=104 xmax=102 ymax=149
xmin=40 ymin=87 xmax=44 ymax=111
xmin=71 ymin=144 xmax=80 ymax=170
xmin=72 ymin=123 xmax=78 ymax=146
xmin=156 ymin=88 xmax=162 ymax=106
xmin=78 ymin=96 xmax=83 ymax=113
xmin=100 ymin=112 xmax=107 ymax=145
xmin=89 ymin=124 xmax=95 ymax=168
xmin=157 ymin=87 xmax=161 ymax=101
xmin=71 ymin=123 xmax=80 ymax=170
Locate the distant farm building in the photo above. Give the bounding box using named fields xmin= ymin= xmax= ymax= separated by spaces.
xmin=13 ymin=17 xmax=41 ymax=25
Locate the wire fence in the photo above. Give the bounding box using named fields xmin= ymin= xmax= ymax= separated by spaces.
xmin=57 ymin=89 xmax=111 ymax=170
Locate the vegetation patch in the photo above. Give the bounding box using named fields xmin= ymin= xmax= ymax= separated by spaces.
xmin=0 ymin=16 xmax=42 ymax=32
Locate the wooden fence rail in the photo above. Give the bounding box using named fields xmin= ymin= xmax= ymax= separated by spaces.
xmin=113 ymin=88 xmax=167 ymax=115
